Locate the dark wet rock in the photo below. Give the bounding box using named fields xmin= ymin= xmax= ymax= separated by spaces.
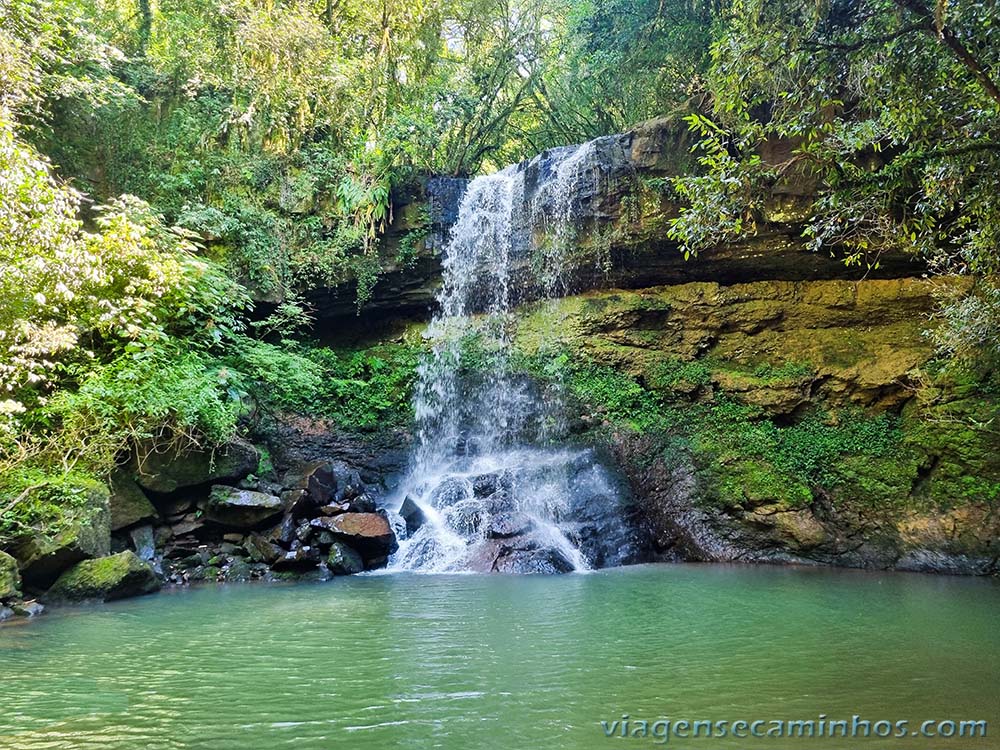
xmin=201 ymin=486 xmax=284 ymax=529
xmin=244 ymin=534 xmax=282 ymax=564
xmin=271 ymin=547 xmax=320 ymax=571
xmin=134 ymin=440 xmax=259 ymax=494
xmin=170 ymin=515 xmax=205 ymax=538
xmin=310 ymin=512 xmax=397 ymax=563
xmin=160 ymin=497 xmax=195 ymax=518
xmin=429 ymin=478 xmax=470 ymax=508
xmin=267 ymin=566 xmax=332 ymax=584
xmin=264 ymin=515 xmax=297 ymax=547
xmin=487 ymin=512 xmax=534 ymax=539
xmin=224 ymin=558 xmax=253 ymax=582
xmin=281 ymin=489 xmax=313 ymax=518
xmin=319 ymin=502 xmax=351 ymax=516
xmin=109 ymin=473 xmax=158 ymax=531
xmin=188 ymin=565 xmax=222 ymax=582
xmin=283 ymin=461 xmax=336 ymax=504
xmin=129 ymin=525 xmax=156 ymax=561
xmin=314 ymin=530 xmax=336 ymax=547
xmin=399 ymin=497 xmax=426 ymax=535
xmin=0 ymin=550 xmax=21 ymax=600
xmin=265 ymin=417 xmax=410 ymax=482
xmin=895 ymin=550 xmax=996 ymax=575
xmin=177 ymin=551 xmax=209 ymax=569
xmin=45 ymin=551 xmax=160 ymax=603
xmin=13 ymin=482 xmax=111 ymax=591
xmin=326 ymin=542 xmax=365 ymax=575
xmin=494 ymin=545 xmax=576 ymax=574
xmin=163 ymin=541 xmax=203 ymax=560
xmin=0 ymin=605 xmax=13 ymax=621
xmin=347 ymin=493 xmax=376 ymax=513
xmin=446 ymin=499 xmax=486 ymax=536
xmin=11 ymin=601 xmax=44 ymax=618
xmin=295 ymin=521 xmax=314 ymax=543
xmin=472 ymin=472 xmax=511 ymax=497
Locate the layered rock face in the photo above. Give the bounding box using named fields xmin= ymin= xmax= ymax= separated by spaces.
xmin=512 ymin=278 xmax=999 ymax=574
xmin=310 ymin=118 xmax=922 ymax=323
xmin=304 ymin=117 xmax=996 ymax=576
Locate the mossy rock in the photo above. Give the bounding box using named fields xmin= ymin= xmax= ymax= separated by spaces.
xmin=201 ymin=485 xmax=284 ymax=529
xmin=13 ymin=479 xmax=112 ymax=590
xmin=134 ymin=440 xmax=259 ymax=494
xmin=0 ymin=550 xmax=21 ymax=601
xmin=109 ymin=472 xmax=158 ymax=531
xmin=45 ymin=551 xmax=160 ymax=603
xmin=327 ymin=542 xmax=364 ymax=575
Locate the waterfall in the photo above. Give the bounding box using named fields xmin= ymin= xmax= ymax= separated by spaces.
xmin=388 ymin=140 xmax=641 ymax=574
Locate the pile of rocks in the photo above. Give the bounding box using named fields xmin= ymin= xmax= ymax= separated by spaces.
xmin=0 ymin=441 xmax=399 ymax=618
xmin=153 ymin=458 xmax=397 ymax=585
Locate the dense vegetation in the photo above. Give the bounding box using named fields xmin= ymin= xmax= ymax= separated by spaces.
xmin=1 ymin=0 xmax=998 ymax=544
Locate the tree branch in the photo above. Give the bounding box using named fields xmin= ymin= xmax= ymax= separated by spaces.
xmin=892 ymin=0 xmax=1000 ymax=107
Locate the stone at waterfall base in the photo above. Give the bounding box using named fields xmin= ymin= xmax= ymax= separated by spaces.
xmin=398 ymin=497 xmax=426 ymax=535
xmin=310 ymin=512 xmax=397 ymax=565
xmin=327 ymin=542 xmax=365 ymax=575
xmin=44 ymin=551 xmax=160 ymax=603
xmin=201 ymin=486 xmax=285 ymax=529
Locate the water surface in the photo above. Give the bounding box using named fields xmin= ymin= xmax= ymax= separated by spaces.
xmin=1 ymin=564 xmax=998 ymax=749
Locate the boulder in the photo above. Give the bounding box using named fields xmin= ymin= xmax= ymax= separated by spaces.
xmin=347 ymin=493 xmax=376 ymax=513
xmin=264 ymin=516 xmax=297 ymax=547
xmin=134 ymin=440 xmax=259 ymax=494
xmin=487 ymin=512 xmax=534 ymax=539
xmin=244 ymin=534 xmax=282 ymax=564
xmin=281 ymin=489 xmax=313 ymax=518
xmin=129 ymin=525 xmax=156 ymax=561
xmin=224 ymin=558 xmax=254 ymax=582
xmin=398 ymin=497 xmax=426 ymax=535
xmin=201 ymin=486 xmax=284 ymax=529
xmin=45 ymin=551 xmax=160 ymax=603
xmin=11 ymin=601 xmax=44 ymax=617
xmin=170 ymin=515 xmax=205 ymax=537
xmin=160 ymin=497 xmax=194 ymax=517
xmin=283 ymin=461 xmax=336 ymax=504
xmin=326 ymin=542 xmax=364 ymax=575
xmin=310 ymin=512 xmax=397 ymax=562
xmin=494 ymin=546 xmax=576 ymax=574
xmin=0 ymin=550 xmax=22 ymax=600
xmin=13 ymin=481 xmax=111 ymax=590
xmin=108 ymin=473 xmax=158 ymax=531
xmin=271 ymin=547 xmax=319 ymax=571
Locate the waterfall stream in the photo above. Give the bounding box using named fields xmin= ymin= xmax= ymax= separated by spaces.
xmin=387 ymin=142 xmax=642 ymax=573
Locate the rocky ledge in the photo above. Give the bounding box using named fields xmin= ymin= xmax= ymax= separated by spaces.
xmin=1 ymin=442 xmax=403 ymax=622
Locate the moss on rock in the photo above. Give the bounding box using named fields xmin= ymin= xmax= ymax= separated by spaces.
xmin=7 ymin=477 xmax=112 ymax=590
xmin=45 ymin=551 xmax=160 ymax=603
xmin=0 ymin=550 xmax=21 ymax=601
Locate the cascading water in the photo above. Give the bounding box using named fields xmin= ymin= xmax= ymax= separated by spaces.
xmin=388 ymin=140 xmax=643 ymax=574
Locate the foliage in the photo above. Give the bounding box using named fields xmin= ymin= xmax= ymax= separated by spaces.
xmin=519 ymin=350 xmax=910 ymax=508
xmin=0 ymin=468 xmax=107 ymax=545
xmin=0 ymin=111 xmax=250 ymax=478
xmin=666 ymin=0 xmax=1000 ymax=355
xmin=301 ymin=343 xmax=423 ymax=430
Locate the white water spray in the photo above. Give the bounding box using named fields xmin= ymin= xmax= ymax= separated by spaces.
xmin=388 ymin=141 xmax=637 ymax=573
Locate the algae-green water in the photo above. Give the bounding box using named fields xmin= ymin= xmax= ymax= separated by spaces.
xmin=1 ymin=564 xmax=998 ymax=750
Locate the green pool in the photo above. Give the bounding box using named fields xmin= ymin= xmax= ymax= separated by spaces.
xmin=1 ymin=564 xmax=998 ymax=749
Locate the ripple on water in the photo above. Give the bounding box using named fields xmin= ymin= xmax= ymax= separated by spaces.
xmin=0 ymin=565 xmax=998 ymax=750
